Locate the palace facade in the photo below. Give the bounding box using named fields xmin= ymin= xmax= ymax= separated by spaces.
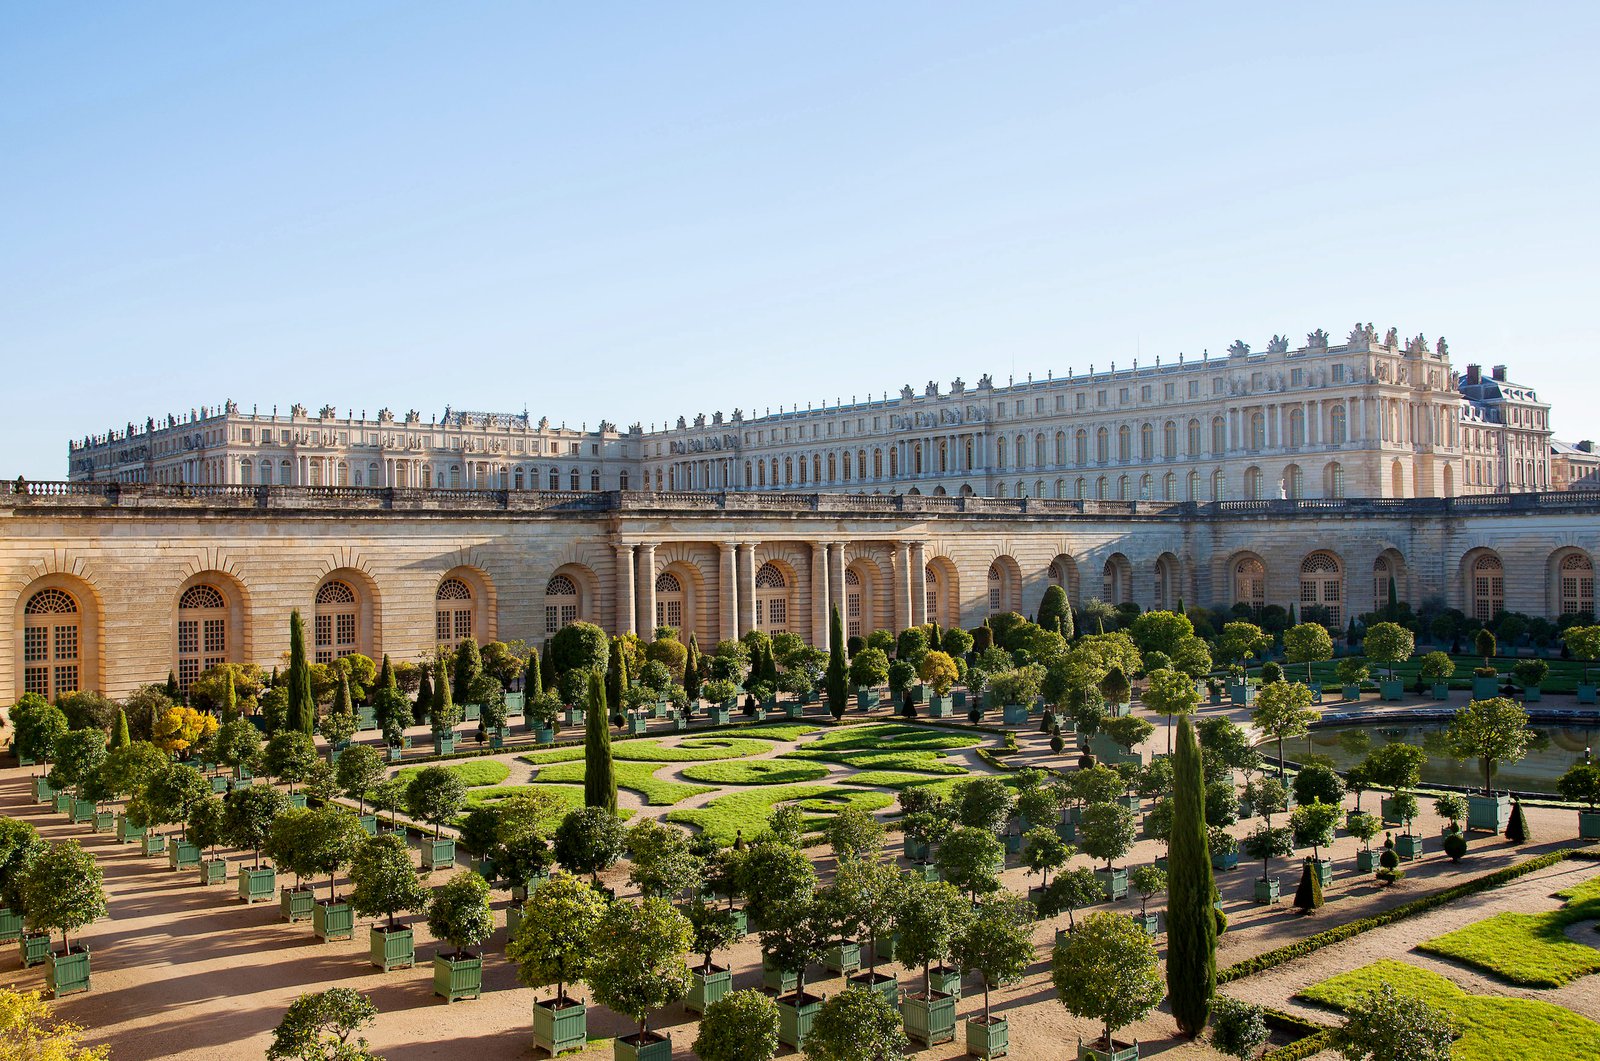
xmin=66 ymin=325 xmax=1554 ymax=502
xmin=4 ymin=482 xmax=1597 ymax=703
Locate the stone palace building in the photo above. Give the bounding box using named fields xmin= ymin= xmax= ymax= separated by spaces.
xmin=8 ymin=323 xmax=1593 ymax=703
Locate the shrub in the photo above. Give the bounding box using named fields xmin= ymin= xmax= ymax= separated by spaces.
xmin=1210 ymin=995 xmax=1271 ymax=1059
xmin=427 ymin=871 xmax=493 ymax=957
xmin=1442 ymin=831 xmax=1467 ymax=863
xmin=805 ymin=987 xmax=910 ymax=1060
xmin=267 ymin=988 xmax=380 ymax=1061
xmin=693 ymin=989 xmax=779 ymax=1061
xmin=1331 ymin=981 xmax=1455 ymax=1061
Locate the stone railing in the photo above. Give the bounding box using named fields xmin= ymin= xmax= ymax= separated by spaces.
xmin=8 ymin=480 xmax=1600 ymax=521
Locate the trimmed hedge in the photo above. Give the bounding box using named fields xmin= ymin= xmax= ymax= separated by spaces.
xmin=1260 ymin=1029 xmax=1333 ymax=1061
xmin=1219 ymin=848 xmax=1600 ymax=984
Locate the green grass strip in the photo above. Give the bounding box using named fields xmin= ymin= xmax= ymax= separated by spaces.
xmin=1218 ymin=848 xmax=1600 ymax=984
xmin=802 ymin=722 xmax=981 ymax=752
xmin=393 ymin=760 xmax=510 ymax=788
xmin=460 ymin=784 xmax=636 ymax=826
xmin=1299 ymin=959 xmax=1600 ymax=1060
xmin=782 ymin=748 xmax=969 ymax=773
xmin=532 ymin=760 xmax=715 ymax=806
xmin=679 ymin=761 xmax=832 ymax=785
xmin=1415 ymin=872 xmax=1600 ymax=986
xmin=733 ymin=722 xmax=820 ymax=741
xmin=666 ymin=785 xmax=894 ymax=846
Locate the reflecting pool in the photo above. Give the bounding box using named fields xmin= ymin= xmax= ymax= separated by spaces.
xmin=1292 ymin=722 xmax=1599 ymax=795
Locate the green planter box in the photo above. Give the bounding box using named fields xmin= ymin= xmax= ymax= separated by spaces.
xmin=762 ymin=957 xmax=798 ymax=995
xmin=1132 ymin=911 xmax=1159 ymax=936
xmin=1210 ymin=851 xmax=1239 ymax=871
xmin=288 ymin=792 xmax=308 ymax=809
xmin=359 ymin=814 xmax=378 ymax=837
xmin=1379 ymin=679 xmax=1405 ymax=702
xmin=142 ymin=832 xmax=167 ymax=857
xmin=1341 ymin=684 xmax=1361 ymax=701
xmin=711 ymin=704 xmax=733 ymax=724
xmin=903 ymin=837 xmax=930 ymax=862
xmin=506 ymin=903 xmax=522 ymax=942
xmin=433 ymin=733 xmax=457 ymax=756
xmin=1580 ymin=811 xmax=1600 ymax=840
xmin=93 ymin=810 xmax=115 ymax=833
xmin=370 ymin=925 xmax=414 ymax=971
xmin=116 ymin=814 xmax=145 ymax=844
xmin=875 ymin=932 xmax=899 ymax=963
xmin=462 ymin=702 xmax=481 ymax=722
xmin=234 ymin=764 xmax=255 ymax=782
xmin=0 ymin=908 xmax=21 ymax=944
xmin=1396 ymin=833 xmax=1423 ymax=860
xmin=684 ymin=965 xmax=731 ymax=1014
xmin=1431 ymin=683 xmax=1450 ymax=700
xmin=1379 ymin=796 xmax=1406 ymax=827
xmin=1467 ymin=793 xmax=1510 ymax=832
xmin=280 ymin=887 xmax=316 ymax=923
xmin=1254 ymin=876 xmax=1280 ymax=904
xmin=1078 ymin=1037 xmax=1140 ymax=1061
xmin=1056 ymin=819 xmax=1077 ymax=842
xmin=532 ymin=997 xmax=588 ymax=1055
xmin=822 ymin=939 xmax=861 ymax=975
xmin=777 ymin=994 xmax=824 ymax=1049
xmin=901 ymin=991 xmax=957 ymax=1047
xmin=314 ymin=901 xmax=354 ymax=941
xmin=1472 ymin=675 xmax=1500 ymax=699
xmin=198 ymin=858 xmax=227 ymax=886
xmin=785 ymin=703 xmax=806 ymax=720
xmin=1096 ymin=866 xmax=1128 ymax=901
xmin=433 ymin=952 xmax=483 ymax=1002
xmin=626 ymin=716 xmax=648 ymax=736
xmin=857 ymin=689 xmax=880 ymax=710
xmin=613 ymin=1033 xmax=671 ymax=1061
xmin=928 ymin=695 xmax=954 ymax=718
xmin=423 ymin=838 xmax=456 ymax=872
xmin=1578 ymin=683 xmax=1598 ymax=705
xmin=966 ymin=1016 xmax=1009 ymax=1059
xmin=19 ymin=932 xmax=51 ymax=968
xmin=1356 ymin=849 xmax=1378 ymax=873
xmin=505 ymin=691 xmax=525 ymax=716
xmin=387 ymin=745 xmax=404 ymax=762
xmin=851 ymin=970 xmax=900 ymax=1006
xmin=31 ymin=776 xmax=55 ymax=802
xmin=1002 ymin=704 xmax=1029 ymax=726
xmin=70 ymin=799 xmax=95 ymax=824
xmin=238 ymin=866 xmax=275 ymax=903
xmin=1523 ymin=685 xmax=1542 ymax=702
xmin=564 ymin=708 xmax=586 ymax=727
xmin=533 ymin=725 xmax=556 ymax=744
xmin=930 ymin=964 xmax=963 ymax=1000
xmin=1227 ymin=683 xmax=1254 ymax=707
xmin=910 ymin=860 xmax=940 ymax=882
xmin=46 ymin=946 xmax=91 ymax=998
xmin=52 ymin=792 xmax=72 ymax=815
xmin=168 ymin=840 xmax=202 ymax=871
xmin=1311 ymin=858 xmax=1333 ymax=888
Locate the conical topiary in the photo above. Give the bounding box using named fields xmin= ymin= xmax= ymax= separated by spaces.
xmin=1505 ymin=800 xmax=1530 ymax=844
xmin=584 ymin=670 xmax=616 ymax=813
xmin=1292 ymin=859 xmax=1323 ymax=914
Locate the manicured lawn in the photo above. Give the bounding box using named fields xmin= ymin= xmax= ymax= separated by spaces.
xmin=1298 ymin=959 xmax=1600 ymax=1060
xmin=393 ymin=760 xmax=511 ymax=788
xmin=783 ymin=748 xmax=969 ymax=773
xmin=802 ymin=723 xmax=982 ymax=753
xmin=518 ymin=737 xmax=769 ymax=768
xmin=728 ymin=722 xmax=820 ymax=741
xmin=519 ymin=746 xmax=587 ymax=765
xmin=844 ymin=770 xmax=967 ymax=790
xmin=532 ymin=760 xmax=716 ymax=805
xmin=1416 ymin=874 xmax=1600 ymax=987
xmin=667 ymin=784 xmax=895 ymax=845
xmin=680 ymin=761 xmax=832 ymax=785
xmin=461 ymin=784 xmax=634 ymax=825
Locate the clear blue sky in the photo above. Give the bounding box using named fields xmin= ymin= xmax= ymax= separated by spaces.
xmin=4 ymin=2 xmax=1597 ymax=478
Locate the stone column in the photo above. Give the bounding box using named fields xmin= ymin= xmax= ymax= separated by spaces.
xmin=737 ymin=543 xmax=757 ymax=636
xmin=811 ymin=542 xmax=830 ymax=646
xmin=615 ymin=544 xmax=637 ymax=636
xmin=637 ymin=544 xmax=657 ymax=636
xmin=894 ymin=542 xmax=913 ymax=632
xmin=910 ymin=542 xmax=928 ymax=625
xmin=828 ymin=542 xmax=847 ymax=644
xmin=719 ymin=542 xmax=739 ymax=641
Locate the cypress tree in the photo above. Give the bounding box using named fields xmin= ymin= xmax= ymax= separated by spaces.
xmin=1176 ymin=596 xmax=1186 ymax=617
xmin=453 ymin=638 xmax=482 ymax=704
xmin=1038 ymin=585 xmax=1069 ymax=634
xmin=333 ymin=670 xmax=352 ymax=717
xmin=416 ymin=666 xmax=434 ymax=729
xmin=1388 ymin=575 xmax=1399 ymax=611
xmin=825 ymin=604 xmax=848 ymax=720
xmin=376 ymin=653 xmax=393 ymax=692
xmin=684 ymin=632 xmax=701 ymax=702
xmin=288 ymin=609 xmax=315 ymax=735
xmin=432 ymin=651 xmax=455 ymax=733
xmin=524 ymin=649 xmax=541 ymax=701
xmin=762 ymin=641 xmax=779 ymax=686
xmin=540 ymin=640 xmax=555 ymax=692
xmin=222 ymin=668 xmax=238 ymax=723
xmin=584 ymin=669 xmax=616 ymax=813
xmin=1167 ymin=712 xmax=1218 ymax=1035
xmin=111 ymin=708 xmax=130 ymax=750
xmin=1287 ymin=603 xmax=1297 ymax=626
xmin=165 ymin=670 xmax=181 ymax=701
xmin=606 ymin=638 xmax=626 ymax=712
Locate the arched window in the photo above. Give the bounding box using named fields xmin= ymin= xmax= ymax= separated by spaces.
xmin=1163 ymin=422 xmax=1177 ymax=459
xmin=1035 ymin=434 xmax=1047 ymax=467
xmin=845 ymin=568 xmax=863 ymax=639
xmin=435 ymin=577 xmax=473 ymax=643
xmin=1289 ymin=408 xmax=1305 ymax=448
xmin=1096 ymin=428 xmax=1110 ymax=464
xmin=874 ymin=449 xmax=883 ymax=479
xmin=549 ymin=469 xmax=560 ymax=490
xmin=1055 ymin=431 xmax=1067 ymax=465
xmin=754 ymin=563 xmax=788 ymax=632
xmin=591 ymin=470 xmax=601 ymax=491
xmin=1162 ymin=472 xmax=1175 ymax=501
xmin=1560 ymin=553 xmax=1595 ymax=617
xmin=1075 ymin=429 xmax=1088 ymax=466
xmin=545 ymin=575 xmax=579 ymax=636
xmin=1391 ymin=460 xmax=1405 ymax=497
xmin=1249 ymin=412 xmax=1266 ymax=451
xmin=1187 ymin=419 xmax=1201 ymax=457
xmin=996 ymin=436 xmax=1008 ymax=469
xmin=570 ymin=468 xmax=581 ymax=490
xmin=314 ymin=580 xmax=358 ymax=664
xmin=1299 ymin=552 xmax=1343 ymax=626
xmin=889 ymin=448 xmax=899 ymax=478
xmin=1327 ymin=462 xmax=1346 ymax=499
xmin=1330 ymin=405 xmax=1347 ymax=444
xmin=1103 ymin=554 xmax=1133 ymax=605
xmin=1285 ymin=464 xmax=1304 ymax=499
xmin=1245 ymin=467 xmax=1264 ymax=500
xmin=828 ymin=453 xmax=837 ymax=482
xmin=514 ymin=468 xmax=525 ymax=490
xmin=988 ymin=564 xmax=1003 ymax=614
xmin=1213 ymin=468 xmax=1227 ymax=501
xmin=784 ymin=457 xmax=793 ymax=485
xmin=240 ymin=459 xmax=253 ymax=483
xmin=1187 ymin=471 xmax=1199 ymax=501
xmin=924 ymin=566 xmax=939 ymax=626
xmin=1013 ymin=436 xmax=1024 ymax=471
xmin=1471 ymin=554 xmax=1503 ymax=622
xmin=23 ymin=588 xmax=80 ymax=698
xmin=1118 ymin=425 xmax=1131 ymax=462
xmin=1212 ymin=417 xmax=1227 ymax=454
xmin=177 ymin=584 xmax=229 ymax=689
xmin=1233 ymin=558 xmax=1265 ymax=611
xmin=655 ymin=572 xmax=683 ymax=629
xmin=1096 ymin=476 xmax=1108 ymax=500
xmin=1140 ymin=423 xmax=1154 ymax=461
xmin=1118 ymin=475 xmax=1130 ymax=500
xmin=1373 ymin=556 xmax=1394 ymax=611
xmin=1075 ymin=477 xmax=1086 ymax=499
xmin=1139 ymin=474 xmax=1152 ymax=500
xmin=259 ymin=461 xmax=272 ymax=485
xmin=843 ymin=451 xmax=853 ymax=481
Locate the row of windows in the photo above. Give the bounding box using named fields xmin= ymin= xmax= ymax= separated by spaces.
xmin=238 ymin=459 xmax=619 ymax=491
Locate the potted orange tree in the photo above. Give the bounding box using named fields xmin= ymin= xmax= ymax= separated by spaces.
xmin=952 ymin=891 xmax=1033 ymax=1059
xmin=428 ymin=870 xmax=493 ymax=1002
xmin=586 ymin=896 xmax=693 ymax=1060
xmin=20 ymin=840 xmax=106 ymax=998
xmin=509 ymin=874 xmax=608 ymax=1054
xmin=225 ymin=784 xmax=289 ymax=903
xmin=1052 ymin=911 xmax=1163 ymax=1060
xmin=350 ymin=832 xmax=429 ymax=972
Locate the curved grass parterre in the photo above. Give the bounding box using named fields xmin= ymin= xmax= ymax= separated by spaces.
xmin=531 ymin=760 xmax=716 ymax=806
xmin=1415 ymin=873 xmax=1600 ymax=987
xmin=666 ymin=784 xmax=895 ymax=846
xmin=1298 ymin=959 xmax=1600 ymax=1060
xmin=679 ymin=761 xmax=832 ymax=785
xmin=517 ymin=737 xmax=771 ymax=769
xmin=460 ymin=784 xmax=636 ymax=826
xmin=842 ymin=770 xmax=970 ymax=791
xmin=392 ymin=760 xmax=511 ymax=788
xmin=800 ymin=722 xmax=983 ymax=752
xmin=781 ymin=748 xmax=969 ymax=774
xmin=728 ymin=722 xmax=820 ymax=741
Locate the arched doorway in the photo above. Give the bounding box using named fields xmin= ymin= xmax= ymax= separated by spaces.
xmin=1102 ymin=554 xmax=1133 ymax=605
xmin=544 ymin=575 xmax=581 ymax=637
xmin=176 ymin=583 xmax=231 ymax=690
xmin=435 ymin=577 xmax=474 ymax=644
xmin=313 ymin=579 xmax=360 ymax=664
xmin=754 ymin=562 xmax=791 ymax=633
xmin=1233 ymin=556 xmax=1266 ymax=611
xmin=1299 ymin=552 xmax=1344 ymax=627
xmin=1469 ymin=553 xmax=1504 ymax=622
xmin=23 ymin=587 xmax=80 ymax=699
xmin=655 ymin=572 xmax=684 ymax=631
xmin=1555 ymin=551 xmax=1594 ymax=618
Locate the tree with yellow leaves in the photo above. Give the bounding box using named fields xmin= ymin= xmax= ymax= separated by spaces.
xmin=153 ymin=705 xmax=219 ymax=758
xmin=0 ymin=987 xmax=109 ymax=1061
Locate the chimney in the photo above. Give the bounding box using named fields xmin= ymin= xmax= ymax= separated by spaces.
xmin=1581 ymin=440 xmax=1595 ymax=454
xmin=1465 ymin=364 xmax=1481 ymax=384
xmin=1492 ymin=365 xmax=1507 ymax=382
